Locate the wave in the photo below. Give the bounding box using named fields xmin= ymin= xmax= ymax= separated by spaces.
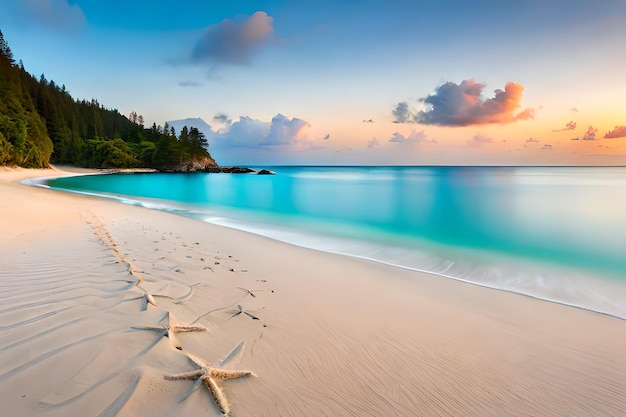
xmin=202 ymin=214 xmax=626 ymax=320
xmin=38 ymin=176 xmax=626 ymax=321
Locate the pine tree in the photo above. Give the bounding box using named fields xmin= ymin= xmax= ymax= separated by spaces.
xmin=0 ymin=30 xmax=15 ymax=65
xmin=0 ymin=31 xmax=218 ymax=169
xmin=189 ymin=127 xmax=208 ymax=156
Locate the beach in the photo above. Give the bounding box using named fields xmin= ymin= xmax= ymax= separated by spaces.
xmin=1 ymin=167 xmax=625 ymax=417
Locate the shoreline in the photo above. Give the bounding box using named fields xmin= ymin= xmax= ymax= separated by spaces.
xmin=41 ymin=169 xmax=626 ymax=320
xmin=1 ymin=167 xmax=625 ymax=416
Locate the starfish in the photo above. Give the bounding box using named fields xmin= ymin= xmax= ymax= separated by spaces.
xmin=132 ymin=312 xmax=207 ymax=350
xmin=165 ymin=341 xmax=256 ymax=416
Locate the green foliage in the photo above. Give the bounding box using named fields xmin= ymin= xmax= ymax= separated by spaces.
xmin=0 ymin=30 xmax=218 ymax=170
xmin=0 ymin=40 xmax=53 ymax=168
xmin=136 ymin=140 xmax=156 ymax=167
xmin=0 ymin=131 xmax=13 ymax=164
xmin=83 ymin=138 xmax=138 ymax=168
xmin=152 ymin=134 xmax=180 ymax=169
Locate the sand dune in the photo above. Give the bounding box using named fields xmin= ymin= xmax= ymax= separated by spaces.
xmin=0 ymin=167 xmax=624 ymax=416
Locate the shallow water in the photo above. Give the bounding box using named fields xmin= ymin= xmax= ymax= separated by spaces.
xmin=43 ymin=166 xmax=626 ymax=318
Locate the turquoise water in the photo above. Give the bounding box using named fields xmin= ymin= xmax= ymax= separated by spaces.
xmin=42 ymin=166 xmax=626 ymax=318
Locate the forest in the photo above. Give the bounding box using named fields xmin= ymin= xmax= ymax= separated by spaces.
xmin=0 ymin=30 xmax=217 ymax=170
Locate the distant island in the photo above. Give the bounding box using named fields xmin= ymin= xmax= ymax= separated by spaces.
xmin=0 ymin=29 xmax=261 ymax=173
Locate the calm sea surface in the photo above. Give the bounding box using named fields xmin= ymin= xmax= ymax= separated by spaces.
xmin=42 ymin=166 xmax=626 ymax=318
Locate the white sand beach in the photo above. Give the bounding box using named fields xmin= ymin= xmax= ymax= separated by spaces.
xmin=0 ymin=166 xmax=625 ymax=417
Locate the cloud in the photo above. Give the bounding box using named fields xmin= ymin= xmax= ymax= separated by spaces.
xmin=215 ymin=116 xmax=269 ymax=147
xmin=571 ymin=108 xmax=579 ymax=112
xmin=5 ymin=0 xmax=85 ymax=32
xmin=367 ymin=138 xmax=380 ymax=148
xmin=395 ymin=79 xmax=534 ymax=126
xmin=213 ymin=113 xmax=231 ymax=124
xmin=604 ymin=125 xmax=626 ymax=139
xmin=179 ymin=80 xmax=202 ymax=87
xmin=214 ymin=113 xmax=309 ymax=148
xmin=467 ymin=133 xmax=494 ymax=147
xmin=388 ymin=130 xmax=429 ymax=144
xmin=262 ymin=114 xmax=309 ymax=146
xmin=388 ymin=133 xmax=406 ymax=143
xmin=582 ymin=126 xmax=598 ymax=140
xmin=553 ymin=121 xmax=576 ymax=132
xmin=192 ymin=11 xmax=275 ymax=66
xmin=571 ymin=126 xmax=598 ymax=141
xmin=392 ymin=102 xmax=411 ymax=123
xmin=210 ymin=113 xmax=232 ymax=133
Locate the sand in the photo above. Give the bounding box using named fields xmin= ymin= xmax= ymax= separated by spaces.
xmin=0 ymin=166 xmax=624 ymax=417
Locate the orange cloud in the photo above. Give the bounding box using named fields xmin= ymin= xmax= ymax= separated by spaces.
xmin=553 ymin=121 xmax=576 ymax=132
xmin=403 ymin=79 xmax=534 ymax=126
xmin=571 ymin=126 xmax=598 ymax=141
xmin=604 ymin=126 xmax=626 ymax=139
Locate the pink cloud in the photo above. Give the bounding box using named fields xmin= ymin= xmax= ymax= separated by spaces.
xmin=408 ymin=79 xmax=534 ymax=126
xmin=467 ymin=133 xmax=494 ymax=147
xmin=553 ymin=121 xmax=576 ymax=132
xmin=571 ymin=126 xmax=598 ymax=141
xmin=604 ymin=126 xmax=626 ymax=139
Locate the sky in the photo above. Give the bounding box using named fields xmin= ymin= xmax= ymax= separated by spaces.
xmin=2 ymin=0 xmax=626 ymax=165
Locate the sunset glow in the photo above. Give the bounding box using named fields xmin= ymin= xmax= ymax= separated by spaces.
xmin=2 ymin=0 xmax=625 ymax=165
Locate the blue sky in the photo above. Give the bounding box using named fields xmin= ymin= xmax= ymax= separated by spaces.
xmin=2 ymin=0 xmax=626 ymax=165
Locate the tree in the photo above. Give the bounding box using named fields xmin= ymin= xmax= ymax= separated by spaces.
xmin=0 ymin=30 xmax=15 ymax=65
xmin=136 ymin=140 xmax=156 ymax=167
xmin=152 ymin=133 xmax=179 ymax=169
xmin=0 ymin=131 xmax=13 ymax=164
xmin=0 ymin=33 xmax=219 ymax=170
xmin=189 ymin=127 xmax=208 ymax=155
xmin=178 ymin=125 xmax=190 ymax=162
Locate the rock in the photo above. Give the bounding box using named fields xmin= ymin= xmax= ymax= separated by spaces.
xmin=158 ymin=156 xmax=220 ymax=173
xmin=220 ymin=166 xmax=257 ymax=174
xmin=256 ymin=169 xmax=275 ymax=175
xmin=157 ymin=161 xmax=275 ymax=175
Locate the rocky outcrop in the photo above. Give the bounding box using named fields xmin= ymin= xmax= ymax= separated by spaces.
xmin=158 ymin=158 xmax=275 ymax=175
xmin=256 ymin=169 xmax=275 ymax=175
xmin=219 ymin=166 xmax=256 ymax=174
xmin=180 ymin=156 xmax=220 ymax=173
xmin=219 ymin=166 xmax=276 ymax=175
xmin=158 ymin=156 xmax=220 ymax=173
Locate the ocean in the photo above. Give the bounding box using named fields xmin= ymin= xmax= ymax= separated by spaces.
xmin=38 ymin=166 xmax=626 ymax=319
